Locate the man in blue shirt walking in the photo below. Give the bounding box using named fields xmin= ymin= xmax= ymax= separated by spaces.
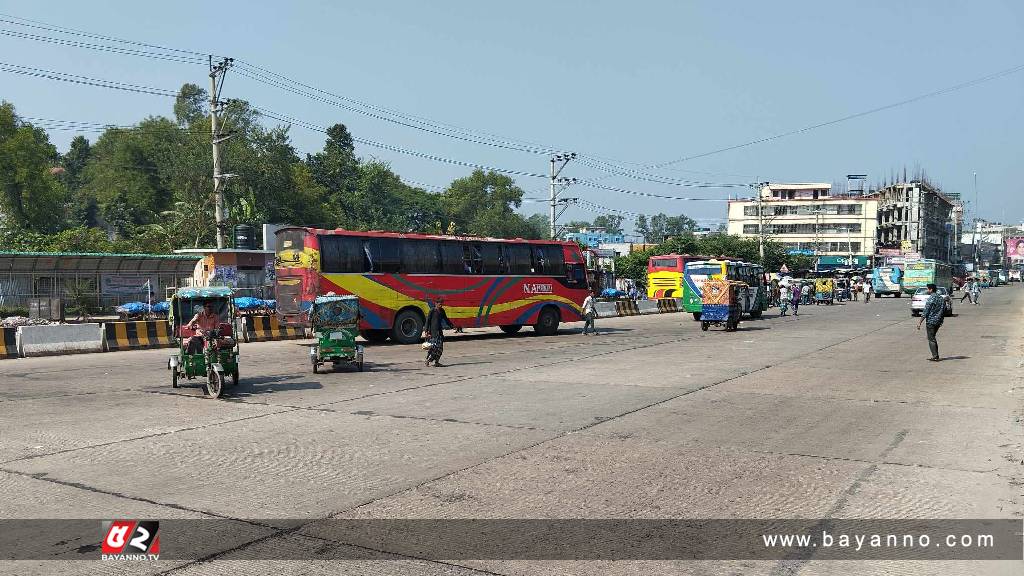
xmin=916 ymin=283 xmax=945 ymax=361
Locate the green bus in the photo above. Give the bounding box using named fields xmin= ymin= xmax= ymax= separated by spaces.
xmin=902 ymin=259 xmax=952 ymax=295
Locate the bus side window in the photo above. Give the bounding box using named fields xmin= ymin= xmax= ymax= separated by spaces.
xmin=532 ymin=247 xmax=546 ymax=275
xmin=507 ymin=244 xmax=532 ymax=275
xmin=463 ymin=243 xmax=482 ymax=274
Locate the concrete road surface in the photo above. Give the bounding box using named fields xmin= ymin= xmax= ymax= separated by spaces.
xmin=1 ymin=287 xmax=1022 ymax=575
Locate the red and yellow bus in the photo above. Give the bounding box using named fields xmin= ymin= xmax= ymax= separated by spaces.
xmin=274 ymin=227 xmax=590 ymax=343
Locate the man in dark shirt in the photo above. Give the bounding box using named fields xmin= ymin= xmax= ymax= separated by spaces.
xmin=424 ymin=300 xmax=450 ymax=367
xmin=917 ymin=283 xmax=945 ymax=361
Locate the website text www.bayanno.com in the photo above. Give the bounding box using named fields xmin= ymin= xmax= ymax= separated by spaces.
xmin=763 ymin=530 xmax=995 ymax=552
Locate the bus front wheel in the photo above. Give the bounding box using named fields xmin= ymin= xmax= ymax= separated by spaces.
xmin=749 ymin=309 xmax=763 ymax=318
xmin=391 ymin=309 xmax=425 ymax=345
xmin=500 ymin=324 xmax=523 ymax=334
xmin=692 ymin=312 xmax=702 ymax=321
xmin=533 ymin=307 xmax=560 ymax=336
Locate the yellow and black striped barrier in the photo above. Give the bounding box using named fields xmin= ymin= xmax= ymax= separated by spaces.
xmin=614 ymin=300 xmax=641 ymax=316
xmin=0 ymin=328 xmax=17 ymax=359
xmin=103 ymin=320 xmax=175 ymax=352
xmin=656 ymin=299 xmax=679 ymax=313
xmin=242 ymin=315 xmax=306 ymax=343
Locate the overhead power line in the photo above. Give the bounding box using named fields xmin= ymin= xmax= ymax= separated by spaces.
xmin=0 ymin=61 xmax=178 ymax=97
xmin=0 ymin=13 xmax=220 ymax=58
xmin=246 ymin=106 xmax=550 ymax=179
xmin=0 ymin=27 xmax=205 ymax=64
xmin=652 ymin=61 xmax=1024 ymax=169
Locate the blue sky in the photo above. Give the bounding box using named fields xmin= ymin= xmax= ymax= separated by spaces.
xmin=2 ymin=0 xmax=1021 ymax=232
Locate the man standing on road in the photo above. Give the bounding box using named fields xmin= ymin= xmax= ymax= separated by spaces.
xmin=864 ymin=280 xmax=872 ymax=303
xmin=971 ymin=279 xmax=981 ymax=306
xmin=581 ymin=290 xmax=598 ymax=335
xmin=790 ymin=283 xmax=801 ymax=316
xmin=917 ymin=283 xmax=945 ymax=361
xmin=424 ymin=299 xmax=451 ymax=367
xmin=960 ymin=279 xmax=974 ymax=304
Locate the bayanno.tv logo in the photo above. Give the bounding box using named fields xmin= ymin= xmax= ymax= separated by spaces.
xmin=101 ymin=520 xmax=160 ymax=560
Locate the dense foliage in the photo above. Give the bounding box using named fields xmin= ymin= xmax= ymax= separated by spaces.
xmin=0 ymin=88 xmax=552 ymax=253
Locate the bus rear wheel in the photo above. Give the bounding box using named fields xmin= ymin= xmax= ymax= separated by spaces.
xmin=533 ymin=307 xmax=560 ymax=336
xmin=391 ymin=309 xmax=424 ymax=345
xmin=749 ymin=309 xmax=763 ymax=318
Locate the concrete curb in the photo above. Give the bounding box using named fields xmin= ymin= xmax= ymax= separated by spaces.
xmin=18 ymin=323 xmax=104 ymax=357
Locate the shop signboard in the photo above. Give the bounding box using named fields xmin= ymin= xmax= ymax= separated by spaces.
xmin=101 ymin=275 xmax=156 ymax=296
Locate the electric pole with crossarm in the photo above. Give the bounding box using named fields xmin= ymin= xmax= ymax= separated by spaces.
xmin=549 ymin=153 xmax=577 ymax=239
xmin=209 ymin=56 xmax=234 ymax=249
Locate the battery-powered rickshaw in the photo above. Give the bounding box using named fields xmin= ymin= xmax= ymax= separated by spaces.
xmin=309 ymin=294 xmax=365 ymax=373
xmin=814 ymin=277 xmax=835 ymax=305
xmin=700 ymin=278 xmax=746 ymax=332
xmin=168 ymin=287 xmax=240 ymax=398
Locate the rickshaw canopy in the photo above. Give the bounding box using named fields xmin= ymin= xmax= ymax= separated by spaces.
xmin=173 ymin=286 xmax=234 ymax=299
xmin=310 ymin=295 xmax=360 ymax=327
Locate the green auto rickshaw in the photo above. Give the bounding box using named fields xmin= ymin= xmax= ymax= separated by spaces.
xmin=309 ymin=294 xmax=365 ymax=373
xmin=168 ymin=286 xmax=240 ymax=398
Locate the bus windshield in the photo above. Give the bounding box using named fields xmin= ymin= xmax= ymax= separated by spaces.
xmin=686 ymin=264 xmax=723 ymax=277
xmin=649 ymin=257 xmax=679 ymax=269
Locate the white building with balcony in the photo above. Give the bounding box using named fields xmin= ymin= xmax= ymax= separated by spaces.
xmin=727 ymin=183 xmax=879 ymax=258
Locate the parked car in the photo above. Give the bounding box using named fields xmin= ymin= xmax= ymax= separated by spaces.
xmin=910 ymin=286 xmax=952 ymax=317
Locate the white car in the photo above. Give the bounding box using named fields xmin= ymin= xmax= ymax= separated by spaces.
xmin=910 ymin=287 xmax=952 ymax=317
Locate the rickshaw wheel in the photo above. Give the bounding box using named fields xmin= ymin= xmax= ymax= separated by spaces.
xmin=204 ymin=371 xmax=224 ymax=399
xmin=171 ymin=369 xmax=179 ymax=388
xmin=231 ymin=368 xmax=239 ymax=387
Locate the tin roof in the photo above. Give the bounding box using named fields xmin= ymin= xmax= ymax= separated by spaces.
xmin=0 ymin=251 xmax=201 ymax=274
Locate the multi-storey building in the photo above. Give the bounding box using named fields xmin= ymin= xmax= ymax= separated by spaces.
xmin=876 ymin=181 xmax=957 ymax=261
xmin=727 ymin=183 xmax=879 ymax=258
xmin=562 ymin=228 xmax=624 ymax=248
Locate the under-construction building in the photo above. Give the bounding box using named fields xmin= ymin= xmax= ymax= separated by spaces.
xmin=876 ymin=180 xmax=958 ymax=261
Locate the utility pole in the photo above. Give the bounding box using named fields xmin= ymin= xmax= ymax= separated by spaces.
xmin=755 ymin=182 xmax=764 ymax=264
xmin=972 ymin=171 xmax=979 ymax=272
xmin=209 ymin=56 xmax=234 ymax=249
xmin=548 ymin=153 xmax=577 ymax=239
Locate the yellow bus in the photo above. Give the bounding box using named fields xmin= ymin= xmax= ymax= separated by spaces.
xmin=646 ymin=254 xmax=706 ymax=299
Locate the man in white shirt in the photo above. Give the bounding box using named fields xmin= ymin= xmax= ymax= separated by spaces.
xmin=581 ymin=290 xmax=598 ymax=335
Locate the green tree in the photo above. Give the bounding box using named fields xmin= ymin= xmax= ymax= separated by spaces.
xmin=60 ymin=135 xmax=95 ymax=226
xmin=523 ymin=213 xmax=549 ymax=239
xmin=307 ymin=123 xmax=358 ymax=196
xmin=173 ymin=83 xmax=207 ymax=126
xmin=441 ymin=170 xmax=534 ymax=238
xmin=664 ymin=214 xmax=698 ymax=236
xmin=0 ymin=102 xmax=64 ymax=232
xmin=592 ymin=214 xmax=624 ymax=235
xmin=634 ymin=214 xmax=650 ymax=243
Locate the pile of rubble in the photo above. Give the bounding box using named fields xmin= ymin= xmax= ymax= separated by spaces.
xmin=1 ymin=316 xmax=57 ymax=328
